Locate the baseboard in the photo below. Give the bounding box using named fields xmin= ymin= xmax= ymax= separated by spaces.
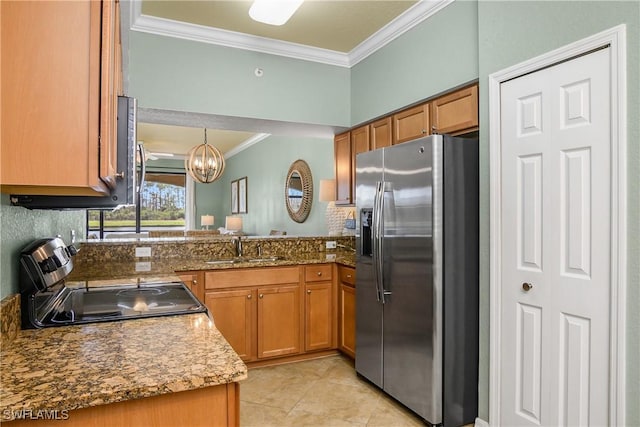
xmin=475 ymin=417 xmax=489 ymax=427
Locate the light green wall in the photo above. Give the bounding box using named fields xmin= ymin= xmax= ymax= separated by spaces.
xmin=0 ymin=196 xmax=86 ymax=299
xmin=477 ymin=1 xmax=639 ymax=423
xmin=195 ymin=135 xmax=334 ymax=236
xmin=129 ymin=32 xmax=351 ymax=127
xmin=2 ymin=2 xmax=636 ymax=422
xmin=350 ymin=0 xmax=478 ymax=125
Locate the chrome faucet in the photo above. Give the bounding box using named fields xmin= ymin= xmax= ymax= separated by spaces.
xmin=233 ymin=236 xmax=243 ymax=258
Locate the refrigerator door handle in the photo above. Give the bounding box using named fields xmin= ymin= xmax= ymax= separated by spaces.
xmin=372 ymin=181 xmax=383 ymax=302
xmin=376 ymin=181 xmax=387 ymax=304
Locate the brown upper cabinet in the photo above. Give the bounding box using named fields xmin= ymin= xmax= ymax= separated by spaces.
xmin=431 ymin=84 xmax=479 ymax=135
xmin=370 ymin=117 xmax=393 ymax=150
xmin=335 ymin=124 xmax=371 ymax=206
xmin=333 ymin=83 xmax=478 ymax=206
xmin=334 ymin=132 xmax=352 ymax=205
xmin=393 ymin=103 xmax=431 ymax=144
xmin=1 ymin=0 xmax=123 ymax=196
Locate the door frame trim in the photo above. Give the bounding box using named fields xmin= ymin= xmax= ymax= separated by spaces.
xmin=488 ymin=25 xmax=627 ymax=426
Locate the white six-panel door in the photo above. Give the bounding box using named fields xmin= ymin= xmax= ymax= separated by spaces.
xmin=500 ymin=47 xmax=611 ymax=426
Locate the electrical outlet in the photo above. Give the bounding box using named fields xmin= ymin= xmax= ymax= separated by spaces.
xmin=325 ymin=253 xmax=336 ymax=261
xmin=70 ymin=229 xmax=76 ymax=244
xmin=135 ymin=262 xmax=152 ymax=272
xmin=325 ymin=241 xmax=337 ymax=249
xmin=135 ymin=247 xmax=152 ymax=257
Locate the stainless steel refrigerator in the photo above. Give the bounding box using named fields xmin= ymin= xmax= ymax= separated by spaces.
xmin=355 ymin=134 xmax=478 ymax=427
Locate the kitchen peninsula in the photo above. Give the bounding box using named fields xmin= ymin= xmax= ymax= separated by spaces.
xmin=0 ymin=235 xmax=355 ymax=425
xmin=1 ymin=312 xmax=245 ymax=426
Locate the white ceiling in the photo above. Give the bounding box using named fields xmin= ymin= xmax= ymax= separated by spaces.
xmin=130 ymin=0 xmax=452 ymax=159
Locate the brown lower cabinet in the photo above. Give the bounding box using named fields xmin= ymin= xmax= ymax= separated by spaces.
xmin=256 ymin=284 xmax=301 ymax=359
xmin=8 ymin=382 xmax=239 ymax=427
xmin=202 ymin=265 xmax=337 ymax=364
xmin=205 ymin=288 xmax=256 ymax=361
xmin=338 ymin=266 xmax=356 ymax=358
xmin=178 ymin=271 xmax=205 ymax=302
xmin=304 ymin=264 xmax=336 ymax=352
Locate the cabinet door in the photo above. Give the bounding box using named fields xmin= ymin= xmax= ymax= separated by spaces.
xmin=177 ymin=271 xmax=204 ymax=302
xmin=370 ymin=117 xmax=392 ymax=150
xmin=305 ymin=282 xmax=333 ymax=352
xmin=350 ymin=125 xmax=370 ymax=206
xmin=334 ymin=132 xmax=352 ymax=205
xmin=339 ymin=283 xmax=356 ymax=358
xmin=205 ymin=289 xmax=256 ymax=361
xmin=257 ymin=285 xmax=301 ymax=359
xmin=99 ymin=0 xmax=119 ymax=188
xmin=431 ymin=84 xmax=479 ymax=135
xmin=0 ymin=0 xmax=118 ymax=196
xmin=393 ymin=103 xmax=430 ymax=145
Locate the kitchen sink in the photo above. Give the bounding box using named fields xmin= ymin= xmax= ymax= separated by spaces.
xmin=205 ymin=259 xmax=240 ymax=265
xmin=247 ymin=256 xmax=283 ymax=263
xmin=205 ymin=256 xmax=284 ymax=265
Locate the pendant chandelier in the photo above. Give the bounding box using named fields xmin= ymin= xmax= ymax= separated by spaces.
xmin=185 ymin=128 xmax=225 ymax=183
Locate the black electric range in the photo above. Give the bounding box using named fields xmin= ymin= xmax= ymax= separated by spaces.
xmin=19 ymin=238 xmax=207 ymax=328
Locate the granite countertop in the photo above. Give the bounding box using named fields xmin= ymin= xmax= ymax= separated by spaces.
xmin=0 ymin=313 xmax=247 ymax=421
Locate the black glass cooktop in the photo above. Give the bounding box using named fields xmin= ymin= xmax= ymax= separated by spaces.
xmin=33 ymin=282 xmax=207 ymax=327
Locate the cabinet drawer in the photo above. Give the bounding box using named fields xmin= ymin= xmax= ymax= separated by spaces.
xmin=338 ymin=267 xmax=355 ymax=286
xmin=304 ymin=264 xmax=333 ymax=282
xmin=205 ymin=266 xmax=300 ymax=289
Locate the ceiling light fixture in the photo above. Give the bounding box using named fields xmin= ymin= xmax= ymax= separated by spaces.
xmin=249 ymin=0 xmax=303 ymax=26
xmin=185 ymin=128 xmax=226 ymax=183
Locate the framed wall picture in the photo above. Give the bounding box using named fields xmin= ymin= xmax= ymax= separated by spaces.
xmin=231 ymin=180 xmax=239 ymax=214
xmin=238 ymin=177 xmax=247 ymax=213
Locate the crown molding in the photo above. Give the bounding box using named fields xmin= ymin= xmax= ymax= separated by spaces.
xmin=225 ymin=133 xmax=271 ymax=159
xmin=129 ymin=0 xmax=454 ymax=68
xmin=130 ymin=5 xmax=350 ymax=67
xmin=348 ymin=0 xmax=455 ymax=66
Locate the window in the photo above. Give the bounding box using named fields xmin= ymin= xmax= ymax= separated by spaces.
xmin=87 ymin=172 xmax=187 ymax=238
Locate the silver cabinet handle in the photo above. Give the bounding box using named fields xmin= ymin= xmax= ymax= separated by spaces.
xmin=522 ymin=282 xmax=533 ymax=291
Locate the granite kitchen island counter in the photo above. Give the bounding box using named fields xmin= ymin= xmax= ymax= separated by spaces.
xmin=0 ymin=312 xmax=247 ymax=424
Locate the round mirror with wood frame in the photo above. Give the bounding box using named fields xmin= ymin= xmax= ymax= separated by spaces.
xmin=285 ymin=159 xmax=313 ymax=223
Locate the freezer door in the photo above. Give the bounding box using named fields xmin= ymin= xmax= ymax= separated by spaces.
xmin=355 ymin=148 xmax=384 ymax=388
xmin=381 ymin=136 xmax=442 ymax=423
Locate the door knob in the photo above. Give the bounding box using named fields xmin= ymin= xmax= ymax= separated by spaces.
xmin=522 ymin=282 xmax=533 ymax=291
xmin=307 ymin=289 xmax=312 ymax=294
xmin=247 ymin=294 xmax=252 ymax=299
xmin=317 ymin=271 xmax=322 ymax=276
xmin=259 ymin=294 xmax=264 ymax=299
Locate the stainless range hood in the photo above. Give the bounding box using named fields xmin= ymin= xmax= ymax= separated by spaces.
xmin=10 ymin=96 xmax=143 ymax=210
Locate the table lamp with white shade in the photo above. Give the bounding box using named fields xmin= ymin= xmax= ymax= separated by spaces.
xmin=319 ymin=179 xmax=345 ymax=236
xmin=225 ymin=216 xmax=243 ymax=235
xmin=201 ymin=215 xmax=214 ymax=230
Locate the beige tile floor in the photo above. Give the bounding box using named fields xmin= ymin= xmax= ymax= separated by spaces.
xmin=239 ymin=355 xmax=426 ymax=427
